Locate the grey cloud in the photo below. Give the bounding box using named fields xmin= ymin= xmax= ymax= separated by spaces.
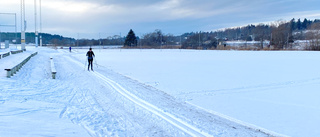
xmin=1 ymin=0 xmax=320 ymax=38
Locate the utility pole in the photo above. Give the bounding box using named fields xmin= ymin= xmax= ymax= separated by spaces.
xmin=15 ymin=13 xmax=17 ymax=48
xmin=160 ymin=34 xmax=162 ymax=49
xmin=270 ymin=33 xmax=272 ymax=49
xmin=39 ymin=0 xmax=42 ymax=47
xmin=34 ymin=0 xmax=38 ymax=47
xmin=21 ymin=0 xmax=26 ymax=50
xmin=140 ymin=33 xmax=142 ymax=50
xmin=120 ymin=32 xmax=122 ymax=45
xmin=199 ymin=32 xmax=201 ymax=49
xmin=77 ymin=33 xmax=79 ymax=47
xmin=99 ymin=33 xmax=101 ymax=51
xmin=287 ymin=33 xmax=290 ymax=49
xmin=180 ymin=34 xmax=182 ymax=47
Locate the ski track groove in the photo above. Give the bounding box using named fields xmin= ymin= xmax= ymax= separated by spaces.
xmin=92 ymin=71 xmax=212 ymax=137
xmin=59 ymin=54 xmax=137 ymax=136
xmin=65 ymin=55 xmax=212 ymax=137
xmin=178 ymin=77 xmax=320 ymax=101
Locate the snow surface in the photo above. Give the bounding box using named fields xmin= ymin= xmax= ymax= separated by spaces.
xmin=1 ymin=46 xmax=318 ymax=137
xmin=73 ymin=48 xmax=320 ymax=137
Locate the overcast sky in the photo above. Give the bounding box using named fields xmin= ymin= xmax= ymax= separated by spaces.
xmin=1 ymin=0 xmax=320 ymax=39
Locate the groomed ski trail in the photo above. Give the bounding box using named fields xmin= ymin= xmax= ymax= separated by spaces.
xmin=63 ymin=48 xmax=281 ymax=137
xmin=66 ymin=55 xmax=211 ymax=136
xmin=92 ymin=71 xmax=211 ymax=137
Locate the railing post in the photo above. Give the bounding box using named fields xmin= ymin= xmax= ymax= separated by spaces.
xmin=5 ymin=69 xmax=11 ymax=78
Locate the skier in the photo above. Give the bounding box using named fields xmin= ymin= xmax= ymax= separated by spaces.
xmin=69 ymin=46 xmax=72 ymax=52
xmin=86 ymin=48 xmax=95 ymax=71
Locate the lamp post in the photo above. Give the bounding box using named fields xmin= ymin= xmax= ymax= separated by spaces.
xmin=34 ymin=0 xmax=38 ymax=47
xmin=39 ymin=0 xmax=42 ymax=47
xmin=21 ymin=0 xmax=26 ymax=50
xmin=15 ymin=13 xmax=17 ymax=47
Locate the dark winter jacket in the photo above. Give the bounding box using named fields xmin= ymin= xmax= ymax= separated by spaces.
xmin=86 ymin=51 xmax=95 ymax=60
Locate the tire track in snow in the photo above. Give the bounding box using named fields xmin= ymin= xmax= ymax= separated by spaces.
xmin=65 ymin=55 xmax=212 ymax=137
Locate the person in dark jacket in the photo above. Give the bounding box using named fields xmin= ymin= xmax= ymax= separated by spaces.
xmin=86 ymin=48 xmax=95 ymax=71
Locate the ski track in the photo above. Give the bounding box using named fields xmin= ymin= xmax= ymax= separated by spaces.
xmin=56 ymin=50 xmax=189 ymax=136
xmin=63 ymin=49 xmax=276 ymax=137
xmin=178 ymin=77 xmax=320 ymax=99
xmin=64 ymin=52 xmax=211 ymax=136
xmin=0 ymin=47 xmax=281 ymax=136
xmin=92 ymin=71 xmax=211 ymax=137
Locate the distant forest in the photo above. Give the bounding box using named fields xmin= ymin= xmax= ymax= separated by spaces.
xmin=0 ymin=32 xmax=75 ymax=46
xmin=185 ymin=18 xmax=320 ymax=50
xmin=1 ymin=18 xmax=320 ymax=50
xmin=0 ymin=32 xmax=124 ymax=46
xmin=129 ymin=18 xmax=320 ymax=50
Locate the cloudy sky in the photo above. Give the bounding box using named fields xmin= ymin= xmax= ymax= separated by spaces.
xmin=1 ymin=0 xmax=320 ymax=39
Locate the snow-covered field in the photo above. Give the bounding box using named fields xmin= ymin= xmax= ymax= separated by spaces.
xmin=1 ymin=46 xmax=319 ymax=136
xmin=78 ymin=48 xmax=320 ymax=137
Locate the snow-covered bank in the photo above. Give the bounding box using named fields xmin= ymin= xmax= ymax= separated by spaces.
xmin=69 ymin=48 xmax=319 ymax=137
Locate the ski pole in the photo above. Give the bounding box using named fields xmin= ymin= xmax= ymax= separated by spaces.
xmin=84 ymin=57 xmax=88 ymax=70
xmin=94 ymin=56 xmax=98 ymax=68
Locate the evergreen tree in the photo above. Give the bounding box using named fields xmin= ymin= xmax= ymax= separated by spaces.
xmin=290 ymin=18 xmax=296 ymax=31
xmin=302 ymin=18 xmax=308 ymax=30
xmin=296 ymin=19 xmax=302 ymax=30
xmin=246 ymin=36 xmax=252 ymax=41
xmin=124 ymin=29 xmax=137 ymax=47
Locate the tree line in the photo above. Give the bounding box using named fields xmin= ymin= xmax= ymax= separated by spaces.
xmin=183 ymin=18 xmax=320 ymax=50
xmin=0 ymin=32 xmax=74 ymax=46
xmin=0 ymin=32 xmax=126 ymax=46
xmin=124 ymin=18 xmax=320 ymax=50
xmin=124 ymin=29 xmax=182 ymax=48
xmin=1 ymin=18 xmax=320 ymax=50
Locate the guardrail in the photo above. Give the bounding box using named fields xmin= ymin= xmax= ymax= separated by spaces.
xmin=11 ymin=50 xmax=24 ymax=54
xmin=4 ymin=52 xmax=38 ymax=78
xmin=50 ymin=57 xmax=57 ymax=79
xmin=0 ymin=49 xmax=25 ymax=59
xmin=0 ymin=52 xmax=10 ymax=59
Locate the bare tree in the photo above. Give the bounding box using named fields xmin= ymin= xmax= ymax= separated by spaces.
xmin=254 ymin=24 xmax=271 ymax=49
xmin=306 ymin=22 xmax=320 ymax=50
xmin=141 ymin=29 xmax=164 ymax=47
xmin=271 ymin=20 xmax=291 ymax=49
